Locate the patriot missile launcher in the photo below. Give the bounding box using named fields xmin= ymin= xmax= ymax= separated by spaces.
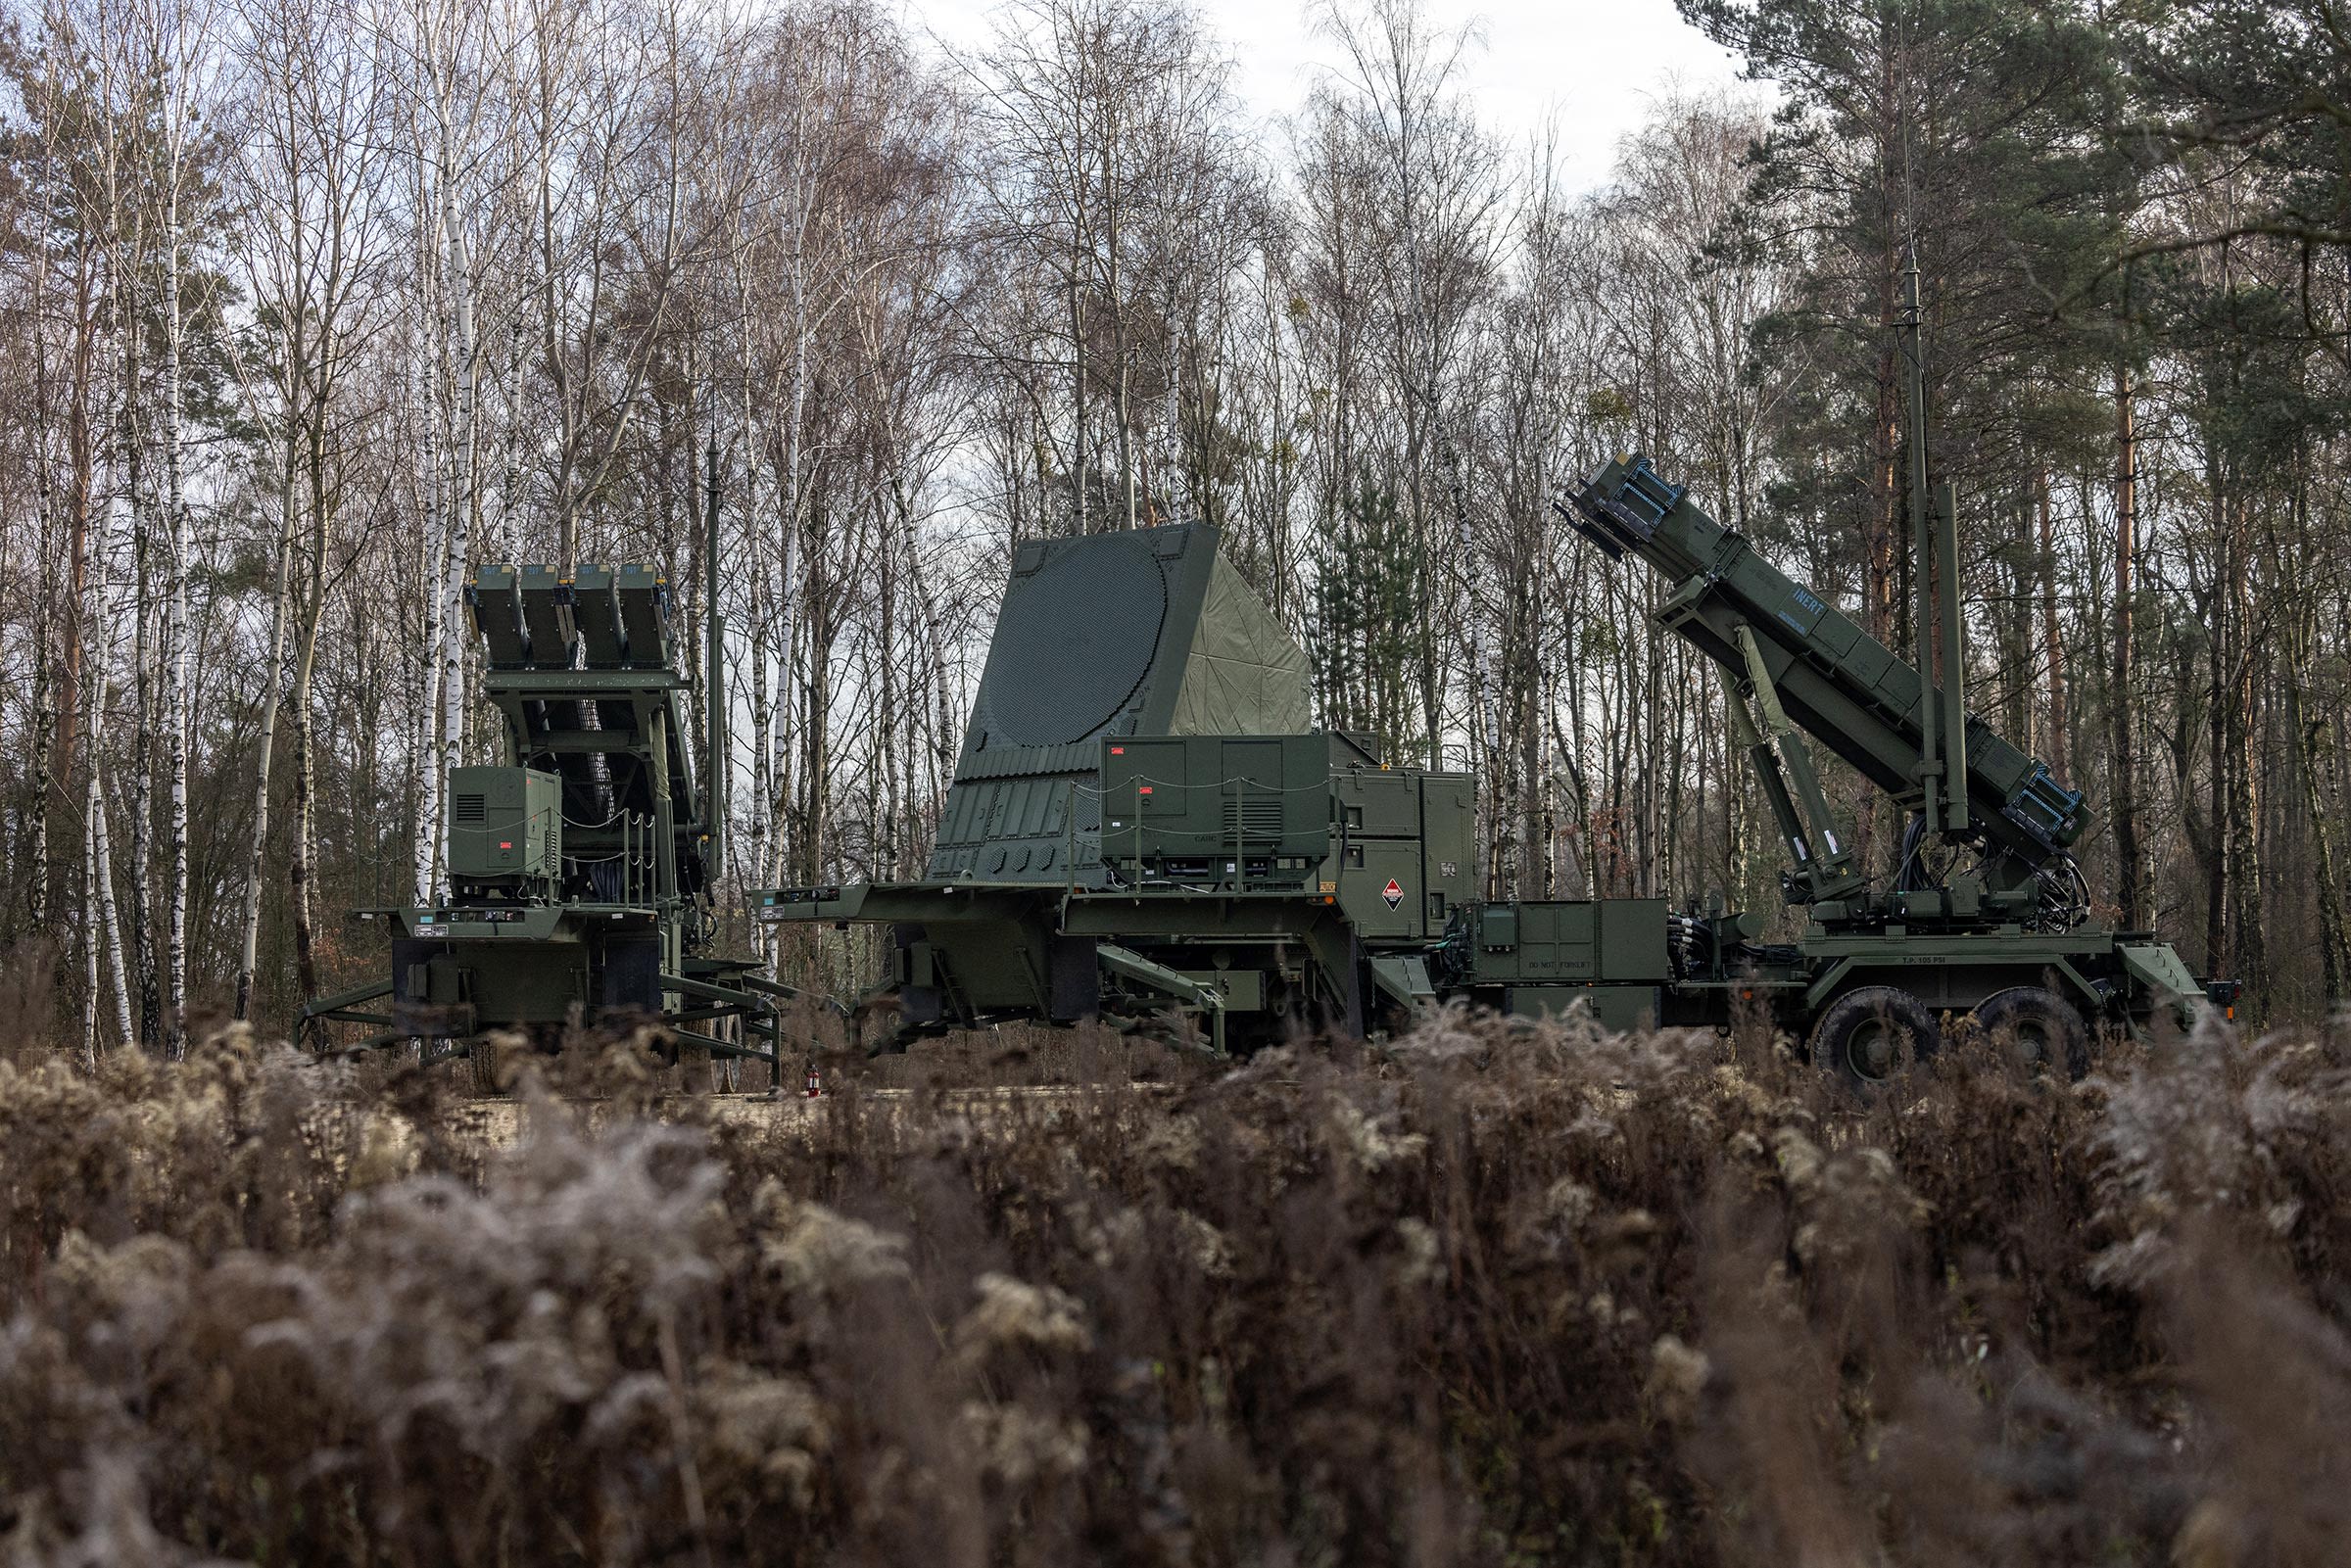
xmin=1551 ymin=449 xmax=2214 ymax=1078
xmin=303 ymin=442 xmax=785 ymax=1078
xmin=1536 ymin=252 xmax=2221 ymax=1079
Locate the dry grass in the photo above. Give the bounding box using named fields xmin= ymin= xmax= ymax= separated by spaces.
xmin=2 ymin=1007 xmax=2347 ymax=1566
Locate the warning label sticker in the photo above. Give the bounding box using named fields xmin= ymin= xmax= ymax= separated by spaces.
xmin=1382 ymin=878 xmax=1404 ymax=910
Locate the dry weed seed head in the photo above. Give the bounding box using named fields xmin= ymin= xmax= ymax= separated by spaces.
xmin=2 ymin=1009 xmax=2348 ymax=1565
xmin=955 ymin=1272 xmax=1093 ymax=1359
xmin=753 ymin=1180 xmax=913 ymax=1300
xmin=1322 ymin=1096 xmax=1428 ymax=1175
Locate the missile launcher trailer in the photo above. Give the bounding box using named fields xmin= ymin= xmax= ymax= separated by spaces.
xmin=303 ymin=445 xmax=785 ymax=1078
xmin=1552 ymin=453 xmax=2213 ymax=1077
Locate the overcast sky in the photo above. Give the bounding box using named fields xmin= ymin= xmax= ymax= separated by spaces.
xmin=908 ymin=0 xmax=1755 ymax=194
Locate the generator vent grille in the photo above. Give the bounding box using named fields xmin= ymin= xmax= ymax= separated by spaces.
xmin=455 ymin=794 xmax=487 ymax=824
xmin=1222 ymin=796 xmax=1284 ymax=841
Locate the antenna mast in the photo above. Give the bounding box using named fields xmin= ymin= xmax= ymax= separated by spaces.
xmin=1899 ymin=251 xmax=1970 ymax=837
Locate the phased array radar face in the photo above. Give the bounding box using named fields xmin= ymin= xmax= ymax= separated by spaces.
xmin=980 ymin=531 xmax=1171 ymax=746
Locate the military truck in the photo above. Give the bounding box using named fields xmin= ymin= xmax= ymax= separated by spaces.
xmin=753 ymin=523 xmax=1467 ymax=1052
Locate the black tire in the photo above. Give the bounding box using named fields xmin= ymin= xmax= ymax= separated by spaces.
xmin=1808 ymin=985 xmax=1942 ymax=1090
xmin=467 ymin=1036 xmax=501 ymax=1096
xmin=1970 ymin=986 xmax=2090 ymax=1080
xmin=678 ymin=1037 xmax=713 ymax=1094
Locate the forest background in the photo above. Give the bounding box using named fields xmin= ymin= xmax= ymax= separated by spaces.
xmin=0 ymin=0 xmax=2342 ymax=1054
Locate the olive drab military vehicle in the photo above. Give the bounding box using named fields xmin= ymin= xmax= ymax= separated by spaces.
xmin=752 ymin=521 xmax=1463 ymax=1053
xmin=303 ymin=442 xmax=787 ymax=1077
xmin=756 ymin=259 xmax=2231 ymax=1084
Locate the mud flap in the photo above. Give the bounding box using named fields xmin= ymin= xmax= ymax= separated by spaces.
xmin=1048 ymin=934 xmax=1101 ymax=1022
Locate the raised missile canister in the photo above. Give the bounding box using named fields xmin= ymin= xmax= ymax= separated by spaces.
xmin=518 ymin=565 xmax=575 ymax=667
xmin=1565 ymin=454 xmax=2089 ymax=863
xmin=471 ymin=564 xmax=530 ymax=667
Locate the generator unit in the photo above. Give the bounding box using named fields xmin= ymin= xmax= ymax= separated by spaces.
xmin=446 ymin=765 xmax=563 ymax=899
xmin=1095 ymin=733 xmax=1473 ymax=941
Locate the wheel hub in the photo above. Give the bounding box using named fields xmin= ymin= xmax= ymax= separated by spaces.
xmin=1851 ymin=1020 xmax=1897 ymax=1078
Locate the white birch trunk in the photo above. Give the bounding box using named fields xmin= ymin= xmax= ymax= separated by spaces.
xmin=778 ymin=202 xmax=809 ymax=883
xmin=124 ymin=299 xmax=158 ymax=1050
xmin=235 ymin=430 xmax=297 ymax=1021
xmin=161 ymin=203 xmax=191 ymax=1058
xmin=84 ymin=487 xmax=133 ymax=1060
xmin=745 ymin=438 xmax=780 ymax=966
xmin=413 ymin=302 xmax=448 ymax=907
xmin=87 ymin=772 xmax=133 ymax=1061
xmin=438 ymin=205 xmax=479 ymax=890
xmin=82 ymin=788 xmax=101 ymax=1068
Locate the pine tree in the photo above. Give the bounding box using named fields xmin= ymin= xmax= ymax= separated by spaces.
xmin=1307 ymin=467 xmax=1425 ymax=759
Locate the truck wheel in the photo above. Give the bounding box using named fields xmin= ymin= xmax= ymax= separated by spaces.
xmin=468 ymin=1036 xmax=502 ymax=1096
xmin=1970 ymin=986 xmax=2089 ymax=1080
xmin=1809 ymin=985 xmax=1942 ymax=1090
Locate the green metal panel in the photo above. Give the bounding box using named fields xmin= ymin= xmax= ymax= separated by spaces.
xmin=1504 ymin=984 xmax=1659 ymax=1032
xmin=1417 ymin=775 xmax=1474 ymax=929
xmin=461 ymin=943 xmax=587 ymax=1023
xmin=1601 ymin=900 xmax=1668 ymax=977
xmin=1100 ymin=733 xmax=1335 ymax=874
xmin=1339 ymin=838 xmax=1421 ymax=940
xmin=1333 ymin=771 xmax=1420 ymax=836
xmin=928 ymin=523 xmax=1312 ymax=884
xmin=1469 ymin=900 xmax=1669 ymax=984
xmin=1473 ymin=901 xmax=1590 ymax=980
